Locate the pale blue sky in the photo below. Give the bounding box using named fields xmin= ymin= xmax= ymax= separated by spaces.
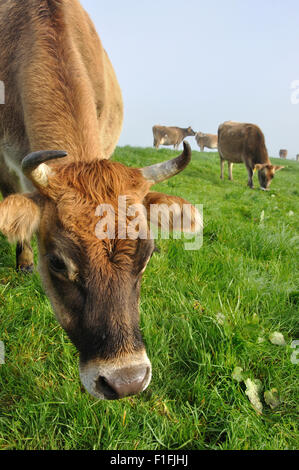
xmin=81 ymin=0 xmax=299 ymax=159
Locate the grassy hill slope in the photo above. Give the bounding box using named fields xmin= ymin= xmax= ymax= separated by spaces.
xmin=0 ymin=147 xmax=298 ymax=450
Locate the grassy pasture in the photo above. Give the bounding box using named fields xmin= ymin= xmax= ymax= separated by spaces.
xmin=0 ymin=147 xmax=298 ymax=450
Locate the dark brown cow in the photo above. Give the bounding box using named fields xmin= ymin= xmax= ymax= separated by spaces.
xmin=153 ymin=125 xmax=196 ymax=150
xmin=195 ymin=132 xmax=218 ymax=152
xmin=279 ymin=149 xmax=288 ymax=159
xmin=0 ymin=0 xmax=201 ymax=400
xmin=218 ymin=121 xmax=284 ymax=190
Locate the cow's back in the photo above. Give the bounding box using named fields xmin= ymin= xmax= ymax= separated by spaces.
xmin=196 ymin=132 xmax=218 ymax=149
xmin=66 ymin=1 xmax=123 ymax=157
xmin=218 ymin=121 xmax=268 ymax=165
xmin=153 ymin=126 xmax=178 ymax=139
xmin=0 ymin=0 xmax=123 ymax=163
xmin=218 ymin=122 xmax=246 ymax=162
xmin=152 ymin=125 xmax=180 ymax=146
xmin=205 ymin=134 xmax=218 ymax=148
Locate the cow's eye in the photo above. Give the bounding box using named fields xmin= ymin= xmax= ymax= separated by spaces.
xmin=48 ymin=255 xmax=66 ymax=273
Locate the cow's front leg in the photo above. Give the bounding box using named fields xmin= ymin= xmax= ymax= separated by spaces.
xmin=16 ymin=241 xmax=34 ymax=273
xmin=246 ymin=167 xmax=254 ymax=188
xmin=228 ymin=162 xmax=233 ymax=180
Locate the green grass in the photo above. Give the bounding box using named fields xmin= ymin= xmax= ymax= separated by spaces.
xmin=0 ymin=147 xmax=298 ymax=450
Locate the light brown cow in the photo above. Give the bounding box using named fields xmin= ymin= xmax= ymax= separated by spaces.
xmin=153 ymin=125 xmax=196 ymax=150
xmin=218 ymin=121 xmax=284 ymax=190
xmin=0 ymin=0 xmax=201 ymax=400
xmin=279 ymin=149 xmax=288 ymax=159
xmin=195 ymin=132 xmax=218 ymax=152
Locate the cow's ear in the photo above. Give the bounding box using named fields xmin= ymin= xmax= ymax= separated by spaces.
xmin=0 ymin=194 xmax=41 ymax=243
xmin=143 ymin=191 xmax=202 ymax=233
xmin=273 ymin=165 xmax=284 ymax=172
xmin=254 ymin=164 xmax=265 ymax=171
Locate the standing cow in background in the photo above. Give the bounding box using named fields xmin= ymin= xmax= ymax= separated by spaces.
xmin=218 ymin=121 xmax=284 ymax=190
xmin=153 ymin=125 xmax=196 ymax=150
xmin=279 ymin=149 xmax=288 ymax=159
xmin=195 ymin=132 xmax=218 ymax=152
xmin=0 ymin=0 xmax=201 ymax=400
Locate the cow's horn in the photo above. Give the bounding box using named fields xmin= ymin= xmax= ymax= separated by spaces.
xmin=22 ymin=150 xmax=68 ymax=187
xmin=141 ymin=141 xmax=191 ymax=184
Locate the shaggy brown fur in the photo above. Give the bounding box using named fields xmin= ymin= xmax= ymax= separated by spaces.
xmin=0 ymin=0 xmax=123 ymax=161
xmin=0 ymin=194 xmax=41 ymax=243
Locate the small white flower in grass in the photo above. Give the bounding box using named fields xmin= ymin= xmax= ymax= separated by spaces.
xmin=216 ymin=312 xmax=225 ymax=325
xmin=291 ymin=340 xmax=299 ymax=364
xmin=245 ymin=378 xmax=263 ymax=415
xmin=0 ymin=341 xmax=4 ymax=364
xmin=264 ymin=389 xmax=280 ymax=409
xmin=271 ymin=194 xmax=275 ymax=198
xmin=232 ymin=366 xmax=244 ymax=383
xmin=288 ymin=211 xmax=294 ymax=217
xmin=257 ymin=336 xmax=265 ymax=344
xmin=269 ymin=332 xmax=286 ymax=346
xmin=260 ymin=210 xmax=265 ymax=224
xmin=252 ymin=313 xmax=259 ymax=323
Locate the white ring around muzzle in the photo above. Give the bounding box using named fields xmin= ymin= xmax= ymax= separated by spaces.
xmin=79 ymin=351 xmax=152 ymax=400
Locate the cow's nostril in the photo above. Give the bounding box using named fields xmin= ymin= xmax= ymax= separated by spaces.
xmin=96 ymin=376 xmax=118 ymax=400
xmin=96 ymin=365 xmax=150 ymax=400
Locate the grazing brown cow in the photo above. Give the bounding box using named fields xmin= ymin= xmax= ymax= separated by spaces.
xmin=0 ymin=0 xmax=201 ymax=400
xmin=279 ymin=149 xmax=288 ymax=159
xmin=153 ymin=125 xmax=196 ymax=150
xmin=195 ymin=132 xmax=218 ymax=152
xmin=218 ymin=121 xmax=284 ymax=190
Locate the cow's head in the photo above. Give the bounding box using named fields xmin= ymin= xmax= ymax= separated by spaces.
xmin=0 ymin=143 xmax=201 ymax=400
xmin=187 ymin=127 xmax=196 ymax=136
xmin=255 ymin=163 xmax=284 ymax=190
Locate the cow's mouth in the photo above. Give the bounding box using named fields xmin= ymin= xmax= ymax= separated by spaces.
xmin=79 ymin=352 xmax=152 ymax=400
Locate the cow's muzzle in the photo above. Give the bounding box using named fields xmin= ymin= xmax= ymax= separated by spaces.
xmin=79 ymin=352 xmax=152 ymax=400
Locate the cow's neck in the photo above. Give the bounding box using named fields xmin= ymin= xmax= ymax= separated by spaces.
xmin=259 ymin=144 xmax=271 ymax=165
